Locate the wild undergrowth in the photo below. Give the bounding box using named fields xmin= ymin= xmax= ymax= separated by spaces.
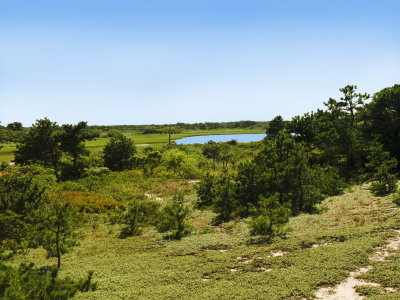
xmin=9 ymin=183 xmax=400 ymax=299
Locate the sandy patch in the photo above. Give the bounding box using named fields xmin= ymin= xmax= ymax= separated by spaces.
xmin=370 ymin=230 xmax=400 ymax=262
xmin=144 ymin=193 xmax=163 ymax=202
xmin=270 ymin=250 xmax=288 ymax=257
xmin=315 ymin=230 xmax=400 ymax=299
xmin=311 ymin=243 xmax=330 ymax=248
xmin=315 ymin=266 xmax=376 ymax=300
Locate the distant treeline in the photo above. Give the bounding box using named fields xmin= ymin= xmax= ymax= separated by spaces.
xmin=0 ymin=122 xmax=26 ymax=143
xmin=88 ymin=120 xmax=268 ymax=134
xmin=0 ymin=120 xmax=267 ymax=142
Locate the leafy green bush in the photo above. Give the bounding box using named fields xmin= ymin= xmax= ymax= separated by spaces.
xmin=196 ymin=173 xmax=216 ymax=208
xmin=212 ymin=176 xmax=238 ymax=224
xmin=61 ymin=190 xmax=118 ymax=213
xmin=365 ymin=143 xmax=398 ymax=196
xmin=83 ymin=166 xmax=110 ymax=177
xmin=0 ymin=262 xmax=96 ymax=300
xmin=157 ymin=194 xmax=191 ymax=239
xmin=36 ymin=201 xmax=81 ymax=268
xmin=392 ymin=192 xmax=400 ymax=206
xmin=249 ymin=193 xmax=290 ymax=238
xmin=0 ymin=165 xmax=56 ymax=251
xmin=163 ymin=148 xmax=201 ymax=179
xmin=120 ymin=199 xmax=160 ymax=238
xmin=103 ymin=134 xmax=136 ymax=171
xmin=370 ymin=179 xmax=397 ymax=196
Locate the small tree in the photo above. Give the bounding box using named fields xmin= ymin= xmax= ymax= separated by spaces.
xmin=0 ymin=262 xmax=97 ymax=299
xmin=103 ymin=134 xmax=136 ymax=171
xmin=157 ymin=195 xmax=191 ymax=240
xmin=267 ymin=115 xmax=285 ymax=138
xmin=216 ymin=143 xmax=233 ymax=171
xmin=212 ymin=176 xmax=238 ymax=224
xmin=365 ymin=143 xmax=398 ymax=196
xmin=163 ymin=148 xmax=185 ymax=174
xmin=202 ymin=141 xmax=221 ymax=168
xmin=163 ymin=148 xmax=200 ymax=178
xmin=196 ymin=173 xmax=216 ymax=208
xmin=136 ymin=148 xmax=162 ymax=176
xmin=249 ymin=193 xmax=290 ymax=238
xmin=120 ymin=199 xmax=160 ymax=238
xmin=60 ymin=121 xmax=90 ymax=179
xmin=38 ymin=201 xmax=80 ymax=268
xmin=14 ymin=118 xmax=62 ymax=178
xmin=0 ymin=165 xmax=56 ymax=251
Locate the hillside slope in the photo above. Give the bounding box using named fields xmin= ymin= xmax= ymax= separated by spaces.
xmin=12 ymin=184 xmax=400 ymax=299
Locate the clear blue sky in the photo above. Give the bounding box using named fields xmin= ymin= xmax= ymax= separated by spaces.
xmin=1 ymin=0 xmax=399 ymax=126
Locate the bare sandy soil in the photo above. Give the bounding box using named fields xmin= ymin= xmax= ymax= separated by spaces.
xmin=315 ymin=230 xmax=400 ymax=299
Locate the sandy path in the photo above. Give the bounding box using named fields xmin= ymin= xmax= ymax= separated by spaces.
xmin=315 ymin=230 xmax=400 ymax=299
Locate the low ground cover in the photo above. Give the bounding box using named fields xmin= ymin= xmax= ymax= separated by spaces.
xmin=9 ymin=183 xmax=400 ymax=299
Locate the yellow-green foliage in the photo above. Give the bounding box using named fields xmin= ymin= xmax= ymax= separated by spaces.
xmin=62 ymin=191 xmax=119 ymax=213
xmin=0 ymin=143 xmax=16 ymax=162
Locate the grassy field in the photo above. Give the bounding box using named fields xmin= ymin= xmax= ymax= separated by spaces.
xmin=0 ymin=143 xmax=16 ymax=162
xmin=1 ymin=128 xmax=265 ymax=159
xmin=10 ymin=176 xmax=400 ymax=300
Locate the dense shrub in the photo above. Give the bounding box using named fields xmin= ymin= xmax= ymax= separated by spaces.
xmin=249 ymin=193 xmax=290 ymax=238
xmin=196 ymin=173 xmax=216 ymax=208
xmin=61 ymin=191 xmax=119 ymax=213
xmin=157 ymin=194 xmax=191 ymax=239
xmin=103 ymin=134 xmax=136 ymax=171
xmin=365 ymin=143 xmax=398 ymax=196
xmin=120 ymin=199 xmax=160 ymax=238
xmin=0 ymin=262 xmax=96 ymax=300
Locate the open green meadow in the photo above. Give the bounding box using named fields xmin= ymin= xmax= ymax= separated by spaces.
xmin=10 ymin=175 xmax=400 ymax=299
xmin=0 ymin=143 xmax=16 ymax=163
xmin=1 ymin=128 xmax=265 ymax=160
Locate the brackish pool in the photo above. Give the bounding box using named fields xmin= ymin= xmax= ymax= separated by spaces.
xmin=175 ymin=133 xmax=266 ymax=144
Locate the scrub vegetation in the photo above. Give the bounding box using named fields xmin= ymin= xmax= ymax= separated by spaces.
xmin=1 ymin=84 xmax=400 ymax=299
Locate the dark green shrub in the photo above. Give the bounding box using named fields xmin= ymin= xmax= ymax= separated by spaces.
xmin=365 ymin=143 xmax=398 ymax=196
xmin=212 ymin=176 xmax=238 ymax=224
xmin=0 ymin=262 xmax=96 ymax=300
xmin=120 ymin=199 xmax=160 ymax=238
xmin=196 ymin=173 xmax=216 ymax=208
xmin=157 ymin=194 xmax=191 ymax=240
xmin=249 ymin=193 xmax=290 ymax=238
xmin=103 ymin=134 xmax=136 ymax=171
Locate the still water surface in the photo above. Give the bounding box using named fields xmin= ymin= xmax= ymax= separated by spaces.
xmin=175 ymin=133 xmax=266 ymax=144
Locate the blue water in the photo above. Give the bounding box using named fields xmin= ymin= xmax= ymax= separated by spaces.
xmin=175 ymin=133 xmax=266 ymax=144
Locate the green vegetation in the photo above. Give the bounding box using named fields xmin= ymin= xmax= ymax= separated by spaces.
xmin=0 ymin=165 xmax=97 ymax=298
xmin=6 ymin=183 xmax=399 ymax=299
xmin=103 ymin=133 xmax=136 ymax=171
xmin=249 ymin=193 xmax=290 ymax=238
xmin=37 ymin=201 xmax=80 ymax=268
xmin=2 ymin=84 xmax=400 ymax=299
xmin=119 ymin=198 xmax=160 ymax=238
xmin=157 ymin=194 xmax=192 ymax=240
xmin=0 ymin=143 xmax=17 ymax=162
xmin=1 ymin=128 xmax=265 ymax=162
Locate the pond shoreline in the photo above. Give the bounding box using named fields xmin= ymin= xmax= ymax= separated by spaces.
xmin=175 ymin=133 xmax=266 ymax=145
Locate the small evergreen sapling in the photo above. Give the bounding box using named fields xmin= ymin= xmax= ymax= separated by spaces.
xmin=37 ymin=201 xmax=80 ymax=268
xmin=365 ymin=143 xmax=398 ymax=196
xmin=120 ymin=199 xmax=160 ymax=238
xmin=157 ymin=194 xmax=191 ymax=240
xmin=249 ymin=193 xmax=290 ymax=238
xmin=196 ymin=173 xmax=216 ymax=208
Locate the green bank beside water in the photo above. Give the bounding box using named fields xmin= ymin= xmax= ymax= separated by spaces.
xmin=0 ymin=128 xmax=265 ymax=161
